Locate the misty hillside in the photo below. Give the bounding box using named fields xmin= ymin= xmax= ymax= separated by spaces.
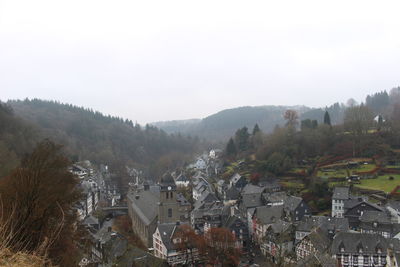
xmin=6 ymin=99 xmax=203 ymax=176
xmin=152 ymin=104 xmax=346 ymax=141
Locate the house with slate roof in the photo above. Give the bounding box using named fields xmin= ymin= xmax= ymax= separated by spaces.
xmin=296 ymin=227 xmax=331 ymax=261
xmin=261 ymin=220 xmax=294 ymax=260
xmin=262 ymin=191 xmax=288 ymax=206
xmin=153 ymin=222 xmax=196 ymax=266
xmin=332 ymin=186 xmax=350 ymax=218
xmin=344 ymin=199 xmax=384 ymax=229
xmin=360 ymin=210 xmax=400 ymax=238
xmin=295 ymin=216 xmax=349 ymax=242
xmin=252 ymin=205 xmax=284 ymax=244
xmin=283 ymin=196 xmax=310 ymax=222
xmin=331 ymin=232 xmax=389 ymax=267
xmin=223 ymin=186 xmax=241 ymax=205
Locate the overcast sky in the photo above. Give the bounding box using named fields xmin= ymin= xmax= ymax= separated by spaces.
xmin=1 ymin=0 xmax=400 ymax=124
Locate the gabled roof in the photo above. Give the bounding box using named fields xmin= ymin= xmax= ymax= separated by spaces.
xmin=331 ymin=232 xmax=388 ymax=254
xmin=194 ymin=192 xmax=219 ymax=210
xmin=255 ymin=205 xmax=283 ymax=225
xmin=344 ymin=200 xmax=383 ymax=213
xmin=360 ymin=210 xmax=391 ymax=224
xmin=297 ymin=216 xmax=349 ymax=233
xmin=284 ymin=196 xmax=303 ymax=212
xmin=225 ymin=186 xmax=240 ymax=200
xmin=241 ymin=184 xmax=265 ymax=195
xmin=127 ymin=188 xmax=159 ymax=225
xmin=304 ymin=227 xmax=331 ymax=254
xmin=332 ymin=187 xmax=350 ymax=200
xmin=241 ymin=193 xmax=263 ymax=209
xmin=157 ymin=223 xmax=177 ymax=250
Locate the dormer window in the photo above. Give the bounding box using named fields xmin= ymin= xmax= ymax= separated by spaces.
xmin=357 ymin=243 xmax=363 ymax=253
xmin=339 ymin=243 xmax=345 ymax=253
xmin=376 ymin=244 xmax=382 ymax=254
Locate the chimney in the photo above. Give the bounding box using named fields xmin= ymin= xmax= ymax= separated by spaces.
xmin=108 ymin=226 xmax=112 ymax=232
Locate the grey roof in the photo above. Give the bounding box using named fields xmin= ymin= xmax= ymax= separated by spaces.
xmin=255 ymin=205 xmax=283 ymax=225
xmin=263 ymin=191 xmax=288 ymax=203
xmin=332 ymin=187 xmax=350 ymax=200
xmin=269 ymin=219 xmax=291 ymax=234
xmin=194 ymin=192 xmax=219 ymax=210
xmin=225 ymin=186 xmax=240 ymax=200
xmin=297 ymin=252 xmax=336 ymax=267
xmin=387 ymin=201 xmax=400 ymax=211
xmin=360 ymin=210 xmax=391 ymax=224
xmin=258 ymin=179 xmax=281 ymax=189
xmin=223 ymin=215 xmax=246 ymax=229
xmin=127 ymin=188 xmax=159 ymax=225
xmin=284 ymin=196 xmax=303 ymax=212
xmin=241 ymin=193 xmax=264 ymax=209
xmin=241 ymin=184 xmax=265 ymax=195
xmin=304 ymin=227 xmax=331 ymax=254
xmin=344 ymin=199 xmax=383 ymax=212
xmin=157 ymin=223 xmax=177 ymax=250
xmin=331 ymin=232 xmax=388 ymax=254
xmin=83 ymin=214 xmax=99 ymax=226
xmin=297 ymin=216 xmax=349 ymax=233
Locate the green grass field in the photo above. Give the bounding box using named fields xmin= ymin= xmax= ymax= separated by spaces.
xmin=356 ymin=174 xmax=400 ymax=193
xmin=317 ymin=163 xmax=377 ymax=179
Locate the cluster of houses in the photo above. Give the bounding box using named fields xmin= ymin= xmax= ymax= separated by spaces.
xmin=70 ymin=161 xmax=143 ymax=267
xmin=127 ymin=153 xmax=400 ymax=267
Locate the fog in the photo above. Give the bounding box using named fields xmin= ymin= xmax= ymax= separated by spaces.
xmin=1 ymin=0 xmax=400 ymax=123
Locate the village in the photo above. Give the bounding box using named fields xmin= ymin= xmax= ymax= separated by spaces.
xmin=70 ymin=146 xmax=400 ymax=267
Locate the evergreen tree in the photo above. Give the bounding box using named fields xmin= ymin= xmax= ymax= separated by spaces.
xmin=324 ymin=111 xmax=331 ymax=126
xmin=234 ymin=127 xmax=250 ymax=151
xmin=225 ymin=138 xmax=237 ymax=155
xmin=252 ymin=123 xmax=261 ymax=135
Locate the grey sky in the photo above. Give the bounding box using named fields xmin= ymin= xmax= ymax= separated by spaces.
xmin=1 ymin=0 xmax=400 ymax=124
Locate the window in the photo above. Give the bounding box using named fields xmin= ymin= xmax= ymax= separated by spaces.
xmin=168 ymin=208 xmax=172 ymax=217
xmin=166 ymin=192 xmax=169 ymax=199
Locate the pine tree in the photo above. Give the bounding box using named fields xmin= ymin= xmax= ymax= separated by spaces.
xmin=226 ymin=138 xmax=237 ymax=155
xmin=252 ymin=123 xmax=261 ymax=135
xmin=324 ymin=111 xmax=331 ymax=126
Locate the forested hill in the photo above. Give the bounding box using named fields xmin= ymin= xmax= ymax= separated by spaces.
xmin=0 ymin=102 xmax=39 ymax=177
xmin=152 ymin=104 xmax=346 ymax=141
xmin=6 ymin=99 xmax=203 ymax=176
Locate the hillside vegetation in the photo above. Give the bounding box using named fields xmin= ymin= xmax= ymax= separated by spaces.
xmin=2 ymin=99 xmax=203 ymax=179
xmin=153 ymin=103 xmax=346 ymax=141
